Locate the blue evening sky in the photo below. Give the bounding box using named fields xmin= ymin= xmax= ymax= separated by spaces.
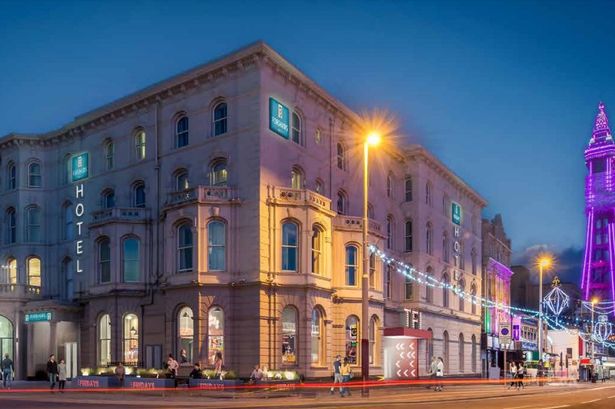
xmin=1 ymin=0 xmax=614 ymax=271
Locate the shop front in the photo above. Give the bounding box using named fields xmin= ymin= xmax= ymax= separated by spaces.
xmin=383 ymin=327 xmax=431 ymax=379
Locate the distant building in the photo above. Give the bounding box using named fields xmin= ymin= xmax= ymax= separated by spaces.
xmin=511 ymin=265 xmax=531 ymax=309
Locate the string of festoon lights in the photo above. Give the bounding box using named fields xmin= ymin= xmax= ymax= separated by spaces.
xmin=368 ymin=244 xmax=615 ymax=349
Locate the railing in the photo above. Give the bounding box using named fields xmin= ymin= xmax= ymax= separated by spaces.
xmin=269 ymin=187 xmax=331 ymax=212
xmin=91 ymin=207 xmax=151 ymax=224
xmin=0 ymin=283 xmax=41 ymax=297
xmin=166 ymin=186 xmax=237 ymax=206
xmin=333 ymin=215 xmax=382 ymax=233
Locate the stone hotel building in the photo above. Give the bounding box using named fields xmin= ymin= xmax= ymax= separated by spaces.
xmin=0 ymin=42 xmax=486 ymax=379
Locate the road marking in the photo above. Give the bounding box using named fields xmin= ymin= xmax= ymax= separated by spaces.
xmin=503 ymin=405 xmax=533 ymax=409
xmin=581 ymin=399 xmax=600 ymax=404
xmin=539 ymin=406 xmax=569 ymax=409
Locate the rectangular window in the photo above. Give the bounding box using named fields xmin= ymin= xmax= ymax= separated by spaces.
xmin=123 ymin=239 xmax=140 ymax=282
xmin=385 ymin=265 xmax=392 ymax=299
xmin=405 ymin=277 xmax=413 ymax=300
xmin=346 ymin=246 xmax=357 ymax=286
xmin=208 ymin=222 xmax=226 ymax=271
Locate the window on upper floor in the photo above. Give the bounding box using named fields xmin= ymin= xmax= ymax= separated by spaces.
xmin=367 ymin=203 xmax=375 ymax=219
xmin=471 ymin=248 xmax=478 ymax=275
xmin=133 ymin=182 xmax=146 ymax=208
xmin=426 ymin=222 xmax=433 ymax=255
xmin=176 ymin=115 xmax=189 ymax=148
xmin=442 ymin=272 xmax=450 ymax=308
xmin=315 ymin=178 xmax=324 ymax=194
xmin=105 ymin=140 xmax=114 ymax=170
xmin=5 ymin=258 xmax=17 ymax=284
xmin=291 ymin=166 xmax=303 ymax=190
xmin=291 ymin=111 xmax=302 ymax=145
xmin=210 ymin=159 xmax=228 ymax=187
xmin=282 ymin=221 xmax=299 ymax=272
xmin=470 ymin=283 xmax=477 ymax=315
xmin=405 ymin=177 xmax=412 ymax=202
xmin=405 ymin=274 xmax=413 ymax=300
xmin=101 ymin=189 xmax=115 ymax=209
xmin=405 ymin=220 xmax=413 ymax=252
xmin=6 ymin=161 xmax=16 ymax=190
xmin=134 ymin=128 xmax=146 ymax=160
xmin=443 ymin=195 xmax=449 ymax=217
xmin=386 ymin=215 xmax=394 ymax=249
xmin=443 ymin=231 xmax=450 ymax=263
xmin=175 ymin=169 xmax=189 ymax=191
xmin=337 ymin=190 xmax=348 ymax=215
xmin=459 ymin=240 xmax=466 ymax=270
xmin=62 ymin=155 xmax=71 ymax=185
xmin=369 ymin=252 xmax=376 ymax=289
xmin=98 ymin=237 xmax=111 ymax=283
xmin=122 ymin=237 xmax=140 ymax=283
xmin=5 ymin=207 xmax=16 ymax=244
xmin=425 ymin=266 xmax=434 ymax=303
xmin=311 ymin=225 xmax=323 ymax=275
xmin=213 ymin=102 xmax=228 ymax=136
xmin=386 ymin=173 xmax=393 ymax=198
xmin=208 ymin=220 xmax=226 ymax=271
xmin=62 ymin=202 xmax=73 ymax=240
xmin=177 ymin=222 xmax=193 ymax=272
xmin=385 ymin=264 xmax=392 ymax=299
xmin=28 ymin=162 xmax=41 ymax=188
xmin=458 ymin=279 xmax=466 ymax=312
xmin=425 ymin=181 xmax=432 ymax=206
xmin=25 ymin=205 xmax=41 ymax=242
xmin=336 ymin=143 xmax=346 ymax=170
xmin=27 ymin=256 xmax=41 ymax=287
xmin=345 ymin=244 xmax=358 ymax=286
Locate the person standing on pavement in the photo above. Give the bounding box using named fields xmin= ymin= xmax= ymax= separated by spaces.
xmin=167 ymin=354 xmax=179 ymax=379
xmin=58 ymin=359 xmax=67 ymax=392
xmin=1 ymin=353 xmax=14 ymax=389
xmin=427 ymin=356 xmax=438 ymax=389
xmin=213 ymin=351 xmax=223 ymax=379
xmin=46 ymin=354 xmax=58 ymax=390
xmin=339 ymin=357 xmax=352 ymax=397
xmin=115 ymin=363 xmax=126 ymax=386
xmin=330 ymin=355 xmax=343 ymax=395
xmin=508 ymin=362 xmax=517 ymax=390
xmin=435 ymin=357 xmax=444 ymax=391
xmin=516 ymin=362 xmax=525 ymax=390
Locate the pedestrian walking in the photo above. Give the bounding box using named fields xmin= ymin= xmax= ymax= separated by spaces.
xmin=1 ymin=353 xmax=14 ymax=389
xmin=58 ymin=359 xmax=67 ymax=392
xmin=339 ymin=357 xmax=352 ymax=397
xmin=537 ymin=360 xmax=545 ymax=387
xmin=427 ymin=356 xmax=437 ymax=389
xmin=115 ymin=362 xmax=126 ymax=386
xmin=516 ymin=362 xmax=525 ymax=390
xmin=435 ymin=357 xmax=444 ymax=391
xmin=508 ymin=362 xmax=518 ymax=390
xmin=46 ymin=354 xmax=58 ymax=390
xmin=330 ymin=355 xmax=343 ymax=395
xmin=167 ymin=354 xmax=179 ymax=379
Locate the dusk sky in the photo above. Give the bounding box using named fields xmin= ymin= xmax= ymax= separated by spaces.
xmin=1 ymin=0 xmax=614 ymax=280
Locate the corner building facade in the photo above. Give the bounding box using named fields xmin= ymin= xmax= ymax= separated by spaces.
xmin=0 ymin=42 xmax=485 ymax=379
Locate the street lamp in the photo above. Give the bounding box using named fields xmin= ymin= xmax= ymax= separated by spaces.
xmin=362 ymin=131 xmax=381 ymax=391
xmin=591 ymin=297 xmax=598 ymax=361
xmin=537 ymin=255 xmax=553 ymax=361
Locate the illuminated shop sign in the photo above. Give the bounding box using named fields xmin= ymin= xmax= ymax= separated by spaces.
xmin=269 ymin=97 xmax=289 ymax=139
xmin=71 ymin=152 xmax=88 ymax=277
xmin=25 ymin=311 xmax=52 ymax=323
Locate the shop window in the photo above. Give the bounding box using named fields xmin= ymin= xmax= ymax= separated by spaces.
xmin=123 ymin=314 xmax=139 ymax=365
xmin=177 ymin=306 xmax=194 ymax=364
xmin=345 ymin=316 xmax=359 ymax=365
xmin=281 ymin=306 xmax=297 ymax=365
xmin=0 ymin=315 xmax=14 ymax=363
xmin=311 ymin=308 xmax=324 ymax=365
xmin=208 ymin=307 xmax=224 ymax=365
xmin=98 ymin=314 xmax=111 ymax=366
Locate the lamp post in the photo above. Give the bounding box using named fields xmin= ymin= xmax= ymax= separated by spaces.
xmin=537 ymin=256 xmax=552 ymax=361
xmin=362 ymin=132 xmax=381 ymax=393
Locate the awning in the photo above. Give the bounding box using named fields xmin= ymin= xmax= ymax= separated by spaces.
xmin=383 ymin=327 xmax=432 ymax=339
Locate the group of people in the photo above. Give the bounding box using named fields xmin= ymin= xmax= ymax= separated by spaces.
xmin=46 ymin=354 xmax=68 ymax=391
xmin=507 ymin=361 xmax=526 ymax=390
xmin=329 ymin=355 xmax=354 ymax=397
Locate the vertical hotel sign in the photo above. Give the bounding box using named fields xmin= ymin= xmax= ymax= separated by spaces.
xmin=451 ymin=201 xmax=463 ymax=280
xmin=269 ymin=97 xmax=289 ymax=139
xmin=71 ymin=152 xmax=89 ymax=277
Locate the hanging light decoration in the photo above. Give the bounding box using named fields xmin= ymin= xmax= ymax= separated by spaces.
xmin=543 ymin=276 xmax=570 ymax=324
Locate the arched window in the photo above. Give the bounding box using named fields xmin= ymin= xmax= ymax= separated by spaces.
xmin=28 ymin=162 xmax=41 ymax=188
xmin=282 ymin=221 xmax=298 ymax=271
xmin=426 ymin=266 xmax=434 ymax=303
xmin=471 ymin=248 xmax=478 ymax=275
xmin=426 ymin=328 xmax=433 ymax=364
xmin=63 ymin=203 xmax=73 ymax=240
xmin=0 ymin=315 xmax=14 ymax=362
xmin=386 ymin=173 xmax=392 ymax=197
xmin=98 ymin=314 xmax=111 ymax=366
xmin=405 ymin=220 xmax=413 ymax=252
xmin=425 ymin=181 xmax=432 ymax=205
xmin=426 ymin=222 xmax=433 ymax=255
xmin=314 ymin=179 xmax=324 ymax=194
xmin=470 ymin=283 xmax=477 ymax=315
xmin=405 ymin=274 xmax=413 ymax=300
xmin=405 ymin=177 xmax=412 ymax=202
xmin=337 ymin=190 xmax=347 ymax=215
xmin=442 ymin=272 xmax=450 ymax=308
xmin=134 ymin=128 xmax=146 ymax=160
xmin=369 ymin=252 xmax=376 ymax=289
xmin=62 ymin=155 xmax=71 ymax=185
xmin=123 ymin=314 xmax=139 ymax=365
xmin=5 ymin=258 xmax=17 ymax=284
xmin=345 ymin=316 xmax=359 ymax=364
xmin=311 ymin=308 xmax=324 ymax=365
xmin=459 ymin=333 xmax=465 ymax=373
xmin=207 ymin=220 xmax=226 ymax=271
xmin=291 ymin=111 xmax=302 ymax=145
xmin=442 ymin=231 xmax=450 ymax=263
xmin=208 ymin=306 xmax=224 ymax=364
xmin=122 ymin=237 xmax=140 ymax=282
xmin=177 ymin=306 xmax=194 ymax=363
xmin=132 ymin=182 xmax=146 ymax=208
xmin=471 ymin=335 xmax=477 ymax=373
xmin=177 ymin=223 xmax=193 ymax=272
xmin=291 ymin=166 xmax=303 ymax=189
xmin=385 ymin=264 xmax=392 ymax=299
xmin=6 ymin=162 xmax=16 ymax=190
xmin=345 ymin=245 xmax=358 ymax=286
xmin=443 ymin=330 xmax=449 ymax=373
xmin=386 ymin=215 xmax=394 ymax=249
xmin=210 ymin=159 xmax=228 ymax=187
xmin=281 ymin=306 xmax=298 ymax=364
xmin=213 ymin=102 xmax=228 ymax=136
xmin=458 ymin=279 xmax=466 ymax=312
xmin=62 ymin=258 xmax=74 ymax=300
xmin=311 ymin=225 xmax=323 ymax=275
xmin=101 ymin=189 xmax=115 ymax=209
xmin=369 ymin=316 xmax=379 ymax=365
xmin=105 ymin=140 xmax=114 ymax=170
xmin=6 ymin=208 xmax=16 ymax=244
xmin=336 ymin=143 xmax=345 ymax=170
xmin=176 ymin=115 xmax=189 ymax=148
xmin=25 ymin=206 xmax=41 ymax=242
xmin=27 ymin=257 xmax=41 ymax=287
xmin=98 ymin=238 xmax=111 ymax=283
xmin=175 ymin=169 xmax=189 ymax=191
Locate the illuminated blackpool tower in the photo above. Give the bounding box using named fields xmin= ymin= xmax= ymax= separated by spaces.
xmin=582 ymin=102 xmax=615 ymax=302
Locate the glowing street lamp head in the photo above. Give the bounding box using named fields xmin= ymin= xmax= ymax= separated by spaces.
xmin=536 ymin=254 xmax=554 ymax=270
xmin=366 ymin=132 xmax=382 ymax=147
xmin=591 ymin=297 xmax=599 ymax=305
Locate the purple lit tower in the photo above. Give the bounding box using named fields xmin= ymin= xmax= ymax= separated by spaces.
xmin=582 ymin=102 xmax=615 ymax=303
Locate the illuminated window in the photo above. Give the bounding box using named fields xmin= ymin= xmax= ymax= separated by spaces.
xmin=98 ymin=314 xmax=111 ymax=366
xmin=282 ymin=306 xmax=298 ymax=364
xmin=177 ymin=306 xmax=194 ymax=363
xmin=27 ymin=256 xmax=41 ymax=287
xmin=210 ymin=159 xmax=228 ymax=187
xmin=123 ymin=314 xmax=139 ymax=365
xmin=282 ymin=221 xmax=298 ymax=271
xmin=345 ymin=316 xmax=359 ymax=365
xmin=208 ymin=307 xmax=224 ymax=364
xmin=177 ymin=223 xmax=193 ymax=272
xmin=291 ymin=166 xmax=303 ymax=189
xmin=122 ymin=237 xmax=140 ymax=282
xmin=98 ymin=238 xmax=111 ymax=283
xmin=213 ymin=103 xmax=227 ymax=136
xmin=291 ymin=112 xmax=302 ymax=145
xmin=5 ymin=258 xmax=17 ymax=284
xmin=134 ymin=129 xmax=146 ymax=160
xmin=345 ymin=245 xmax=358 ymax=286
xmin=207 ymin=220 xmax=226 ymax=271
xmin=311 ymin=225 xmax=323 ymax=275
xmin=175 ymin=169 xmax=189 ymax=191
xmin=28 ymin=162 xmax=41 ymax=188
xmin=311 ymin=308 xmax=324 ymax=365
xmin=176 ymin=116 xmax=189 ymax=148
